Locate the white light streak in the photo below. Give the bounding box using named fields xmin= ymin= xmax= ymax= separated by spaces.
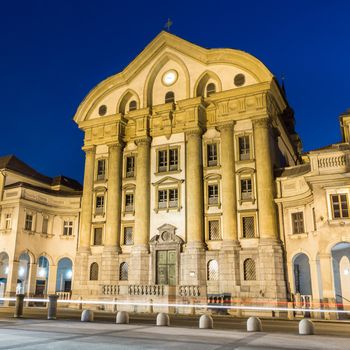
xmin=0 ymin=297 xmax=349 ymax=314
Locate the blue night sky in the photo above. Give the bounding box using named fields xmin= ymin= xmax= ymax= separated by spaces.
xmin=0 ymin=1 xmax=349 ymax=183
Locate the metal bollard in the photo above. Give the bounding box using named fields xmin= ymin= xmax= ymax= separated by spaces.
xmin=48 ymin=294 xmax=59 ymax=320
xmin=247 ymin=316 xmax=262 ymax=332
xmin=298 ymin=319 xmax=314 ymax=335
xmin=156 ymin=313 xmax=170 ymax=326
xmin=14 ymin=294 xmax=25 ymax=318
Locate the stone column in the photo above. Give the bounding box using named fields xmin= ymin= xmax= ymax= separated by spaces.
xmin=253 ymin=118 xmax=278 ymax=240
xmin=186 ymin=129 xmax=204 ymax=246
xmin=134 ymin=137 xmax=151 ymax=249
xmin=0 ymin=171 xmax=5 ymax=201
xmin=218 ymin=123 xmax=240 ymax=292
xmin=47 ymin=264 xmax=57 ymax=295
xmin=105 ymin=142 xmax=123 ymax=251
xmin=253 ymin=118 xmax=286 ymax=302
xmin=130 ymin=137 xmax=151 ymax=284
xmin=218 ymin=122 xmax=238 ymax=245
xmin=79 ymin=145 xmax=96 ymax=251
xmin=183 ymin=129 xmax=206 ymax=286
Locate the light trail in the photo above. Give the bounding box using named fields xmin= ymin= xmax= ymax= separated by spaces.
xmin=1 ymin=297 xmax=349 ymax=314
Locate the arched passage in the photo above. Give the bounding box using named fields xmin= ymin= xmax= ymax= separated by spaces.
xmin=17 ymin=252 xmax=30 ymax=294
xmin=56 ymin=258 xmax=73 ymax=292
xmin=293 ymin=253 xmax=312 ymax=295
xmin=0 ymin=252 xmax=9 ymax=301
xmin=331 ymin=242 xmax=350 ymax=307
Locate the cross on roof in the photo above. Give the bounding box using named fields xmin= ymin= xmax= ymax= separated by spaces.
xmin=165 ymin=18 xmax=173 ymax=31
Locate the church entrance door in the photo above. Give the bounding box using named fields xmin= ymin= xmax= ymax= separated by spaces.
xmin=156 ymin=250 xmax=176 ymax=285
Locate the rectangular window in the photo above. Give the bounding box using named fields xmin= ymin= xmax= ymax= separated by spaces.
xmin=207 ymin=143 xmax=218 ymax=167
xmin=5 ymin=214 xmax=11 ymax=230
xmin=239 ymin=136 xmax=250 ymax=161
xmin=158 ymin=148 xmax=179 ymax=172
xmin=157 ymin=188 xmax=178 ymax=209
xmin=208 ymin=184 xmax=219 ymax=205
xmin=208 ymin=220 xmax=221 ymax=240
xmin=42 ymin=217 xmax=49 ymax=234
xmin=123 ymin=226 xmax=133 ymax=245
xmin=331 ymin=194 xmax=349 ymax=219
xmin=125 ymin=193 xmax=134 ymax=212
xmin=25 ymin=214 xmax=33 ymax=231
xmin=97 ymin=159 xmax=106 ymax=180
xmin=126 ymin=156 xmax=135 ymax=178
xmin=241 ymin=178 xmax=252 ymax=200
xmin=242 ymin=216 xmax=255 ymax=238
xmin=63 ymin=221 xmax=73 ymax=236
xmin=95 ymin=195 xmax=104 ymax=214
xmin=292 ymin=212 xmax=304 ymax=234
xmin=93 ymin=227 xmax=103 ymax=245
xmin=169 ymin=189 xmax=178 ymax=208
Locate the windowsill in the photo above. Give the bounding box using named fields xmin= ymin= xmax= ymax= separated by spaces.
xmin=236 ymin=158 xmax=254 ymax=163
xmin=239 ymin=198 xmax=256 ymax=205
xmin=154 ymin=169 xmax=182 ymax=176
xmin=289 ymin=233 xmax=308 ymax=239
xmin=92 ymin=244 xmax=103 ymax=247
xmin=154 ymin=206 xmax=182 ymax=213
xmin=0 ymin=228 xmax=11 ymax=234
xmin=40 ymin=233 xmax=54 ymax=238
xmin=123 ymin=176 xmax=136 ymax=180
xmin=94 ymin=211 xmax=105 ymax=218
xmin=123 ymin=210 xmax=135 ymax=216
xmin=23 ymin=229 xmax=36 ymax=235
xmin=204 ymin=165 xmax=221 ymax=170
xmin=95 ymin=178 xmax=107 ymax=183
xmin=327 ymin=218 xmax=350 ymax=226
xmin=206 ymin=203 xmax=221 ymax=210
xmin=59 ymin=234 xmax=75 ymax=239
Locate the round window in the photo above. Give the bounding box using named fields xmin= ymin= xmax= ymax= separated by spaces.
xmin=98 ymin=105 xmax=107 ymax=116
xmin=234 ymin=74 xmax=246 ymax=87
xmin=162 ymin=70 xmax=178 ymax=86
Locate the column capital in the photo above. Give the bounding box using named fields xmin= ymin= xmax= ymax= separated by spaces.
xmin=216 ymin=121 xmax=235 ymax=132
xmin=107 ymin=141 xmax=124 ymax=150
xmin=134 ymin=136 xmax=152 ymax=146
xmin=185 ymin=128 xmax=203 ymax=138
xmin=252 ymin=117 xmax=271 ymax=129
xmin=82 ymin=145 xmax=96 ymax=154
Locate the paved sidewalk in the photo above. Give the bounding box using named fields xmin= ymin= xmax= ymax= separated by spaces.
xmin=0 ymin=318 xmax=349 ymax=350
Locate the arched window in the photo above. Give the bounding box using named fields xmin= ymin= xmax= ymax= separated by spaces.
xmin=119 ymin=262 xmax=128 ymax=281
xmin=129 ymin=100 xmax=137 ymax=111
xmin=207 ymin=260 xmax=219 ymax=281
xmin=243 ymin=258 xmax=256 ymax=281
xmin=90 ymin=262 xmax=99 ymax=281
xmin=165 ymin=91 xmax=175 ymax=104
xmin=206 ymin=83 xmax=216 ymax=97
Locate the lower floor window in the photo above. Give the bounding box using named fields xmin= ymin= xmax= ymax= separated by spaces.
xmin=242 ymin=216 xmax=255 ymax=238
xmin=93 ymin=227 xmax=103 ymax=245
xmin=123 ymin=226 xmax=133 ymax=245
xmin=63 ymin=221 xmax=73 ymax=236
xmin=208 ymin=220 xmax=221 ymax=240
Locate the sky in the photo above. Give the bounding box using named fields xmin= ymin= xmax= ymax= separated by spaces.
xmin=0 ymin=0 xmax=349 ymax=183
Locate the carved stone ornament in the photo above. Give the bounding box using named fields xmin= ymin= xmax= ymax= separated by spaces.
xmin=149 ymin=224 xmax=184 ymax=245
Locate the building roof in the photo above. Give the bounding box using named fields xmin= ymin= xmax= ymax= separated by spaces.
xmin=306 ymin=142 xmax=350 ymax=153
xmin=0 ymin=155 xmax=82 ymax=191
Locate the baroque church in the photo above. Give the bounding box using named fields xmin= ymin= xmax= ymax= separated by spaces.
xmin=0 ymin=32 xmax=349 ymax=318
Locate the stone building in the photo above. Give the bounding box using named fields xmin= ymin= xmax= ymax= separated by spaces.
xmin=72 ymin=31 xmax=302 ymax=312
xmin=0 ymin=155 xmax=81 ymax=301
xmin=276 ymin=110 xmax=350 ymax=316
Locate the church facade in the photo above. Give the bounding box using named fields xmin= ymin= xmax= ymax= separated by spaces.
xmin=72 ymin=31 xmax=302 ymax=313
xmin=1 ymin=32 xmax=349 ymax=318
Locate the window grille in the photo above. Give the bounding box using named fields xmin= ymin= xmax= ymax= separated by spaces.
xmin=123 ymin=227 xmax=133 ymax=245
xmin=5 ymin=214 xmax=11 ymax=230
xmin=94 ymin=228 xmax=103 ymax=245
xmin=208 ymin=185 xmax=219 ymax=205
xmin=95 ymin=196 xmax=104 ymax=214
xmin=331 ymin=194 xmax=349 ymax=219
xmin=207 ymin=260 xmax=219 ymax=281
xmin=291 ymin=212 xmax=304 ymax=234
xmin=119 ymin=262 xmax=128 ymax=281
xmin=243 ymin=258 xmax=256 ymax=281
xmin=207 ymin=143 xmax=218 ymax=167
xmin=129 ymin=100 xmax=137 ymax=111
xmin=125 ymin=194 xmax=134 ymax=212
xmin=165 ymin=91 xmax=175 ymax=103
xmin=241 ymin=178 xmax=252 ymax=200
xmin=126 ymin=156 xmax=135 ymax=177
xmin=239 ymin=136 xmax=250 ymax=160
xmin=63 ymin=221 xmax=73 ymax=236
xmin=90 ymin=263 xmax=99 ymax=281
xmin=169 ymin=148 xmax=178 ymax=171
xmin=208 ymin=220 xmax=221 ymax=240
xmin=42 ymin=217 xmax=48 ymax=234
xmin=97 ymin=159 xmax=105 ymax=180
xmin=25 ymin=214 xmax=33 ymax=231
xmin=242 ymin=216 xmax=255 ymax=238
xmin=206 ymin=83 xmax=216 ymax=97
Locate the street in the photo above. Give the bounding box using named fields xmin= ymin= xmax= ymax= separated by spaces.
xmin=0 ymin=307 xmax=350 ymax=349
